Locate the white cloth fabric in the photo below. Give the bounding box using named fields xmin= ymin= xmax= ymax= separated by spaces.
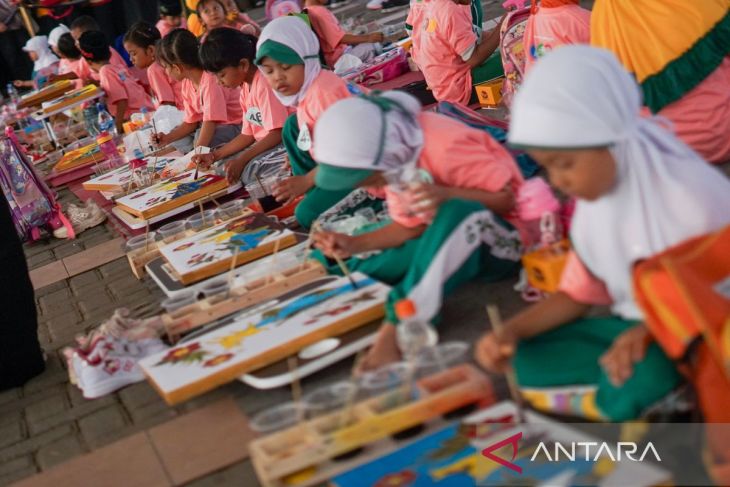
xmin=48 ymin=24 xmax=70 ymax=48
xmin=313 ymin=90 xmax=424 ymax=172
xmin=23 ymin=36 xmax=59 ymax=72
xmin=509 ymin=45 xmax=730 ymax=320
xmin=256 ymin=16 xmax=321 ymax=107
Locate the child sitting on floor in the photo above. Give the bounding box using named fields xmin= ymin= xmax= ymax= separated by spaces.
xmin=255 ymin=16 xmax=367 ymax=229
xmin=413 ymin=0 xmax=502 ymax=104
xmin=70 ymin=16 xmax=130 ymax=83
xmin=197 ymin=0 xmax=259 ymax=39
xmin=301 ymin=0 xmax=384 ymax=69
xmin=523 ymin=0 xmax=590 ymax=72
xmin=475 ymin=46 xmax=730 ymax=421
xmin=192 ymin=28 xmax=289 ymax=184
xmin=124 ymin=22 xmax=184 ymax=110
xmin=157 ymin=0 xmax=188 ymax=38
xmin=311 ymin=90 xmax=524 ymax=372
xmin=13 ymin=36 xmax=59 ymax=89
xmin=78 ymin=31 xmax=153 ymax=134
xmin=152 ymin=29 xmax=242 ymax=153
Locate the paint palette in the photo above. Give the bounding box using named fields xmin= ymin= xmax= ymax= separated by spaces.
xmin=139 ymin=274 xmax=390 ymax=405
xmin=157 ymin=212 xmax=298 ymax=285
xmin=82 ymin=157 xmax=177 ymax=192
xmin=114 ymin=169 xmax=229 ymax=219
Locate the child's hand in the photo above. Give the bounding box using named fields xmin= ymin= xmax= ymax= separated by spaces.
xmin=272 ymin=175 xmax=312 ymax=204
xmin=369 ymin=32 xmax=385 ymax=43
xmin=599 ymin=324 xmax=652 ymax=387
xmin=192 ymin=153 xmax=215 ymax=169
xmin=13 ymin=80 xmax=23 ymax=87
xmin=408 ymin=183 xmax=449 ymax=216
xmin=225 ymin=158 xmax=246 ymax=184
xmin=475 ymin=328 xmax=518 ymax=374
xmin=151 ymin=131 xmax=168 ymax=147
xmin=312 ymin=230 xmax=357 ymax=259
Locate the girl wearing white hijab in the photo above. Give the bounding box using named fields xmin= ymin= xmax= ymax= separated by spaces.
xmin=255 ymin=16 xmax=367 ymax=229
xmin=476 ymin=45 xmax=730 ymax=421
xmin=312 ymin=90 xmax=525 ymax=372
xmin=13 ymin=36 xmax=59 ymax=89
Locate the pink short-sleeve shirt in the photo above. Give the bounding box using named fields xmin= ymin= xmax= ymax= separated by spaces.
xmin=156 ymin=17 xmax=188 ymax=38
xmin=239 ymin=70 xmax=291 ymax=141
xmin=180 ymin=71 xmax=242 ymax=125
xmin=415 ymin=0 xmax=477 ymax=105
xmin=306 ymin=5 xmax=347 ymax=68
xmin=524 ymin=4 xmax=591 ymax=72
xmin=386 ymin=112 xmax=524 ymax=228
xmin=98 ymin=63 xmax=153 ymax=119
xmin=147 ymin=61 xmax=184 ymax=109
xmin=58 ymin=58 xmax=84 ymax=89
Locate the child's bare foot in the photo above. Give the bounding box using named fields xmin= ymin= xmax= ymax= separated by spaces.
xmin=356 ymin=323 xmax=402 ymax=374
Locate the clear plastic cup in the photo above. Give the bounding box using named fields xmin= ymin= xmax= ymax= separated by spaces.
xmin=186 ymin=210 xmax=217 ymax=232
xmin=158 ymin=221 xmax=186 ymax=243
xmin=218 ymin=199 xmax=246 ymax=220
xmin=413 ymin=341 xmax=469 ymax=379
xmin=161 ymin=289 xmax=198 ymax=315
xmin=250 ymin=402 xmax=308 ymax=434
xmin=303 ymin=381 xmax=357 ymax=418
xmin=200 ymin=278 xmax=230 ymax=299
xmin=125 ymin=232 xmax=158 ymax=254
xmin=360 ymin=362 xmax=416 ymax=412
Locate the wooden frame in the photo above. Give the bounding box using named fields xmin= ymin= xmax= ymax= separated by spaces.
xmin=250 ymin=364 xmax=495 ymax=487
xmin=51 ymin=142 xmax=106 ymax=174
xmin=114 ymin=171 xmax=229 ymax=219
xmin=157 ymin=212 xmax=298 ymax=285
xmin=139 ymin=274 xmax=390 ymax=405
xmin=41 ymin=85 xmax=102 ymax=114
xmin=18 ymin=80 xmax=74 ymax=109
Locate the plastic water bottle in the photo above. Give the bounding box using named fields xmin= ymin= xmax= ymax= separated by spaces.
xmin=394 ymin=299 xmax=438 ymax=362
xmin=6 ymin=83 xmax=19 ymax=109
xmin=96 ymin=131 xmax=125 ymax=169
xmin=96 ymin=103 xmax=117 ymax=138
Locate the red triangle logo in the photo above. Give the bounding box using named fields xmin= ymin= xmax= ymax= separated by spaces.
xmin=481 ymin=431 xmax=523 ymax=474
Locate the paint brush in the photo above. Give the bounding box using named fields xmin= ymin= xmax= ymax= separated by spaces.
xmin=312 ymin=221 xmax=358 ymax=290
xmin=226 ymin=245 xmax=240 ymax=297
xmin=486 ymin=304 xmax=526 ymax=424
xmin=193 ymin=146 xmax=201 ymax=180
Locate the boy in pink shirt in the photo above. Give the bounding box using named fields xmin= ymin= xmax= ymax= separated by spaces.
xmin=523 ymin=0 xmax=591 ymax=72
xmin=70 ymin=16 xmax=133 ymax=84
xmin=192 ymin=28 xmax=290 ymax=183
xmin=302 ymin=0 xmax=384 ymax=69
xmin=123 ymin=22 xmax=184 ymax=110
xmin=414 ymin=0 xmax=502 ymax=104
xmin=152 ymin=29 xmax=242 ymax=153
xmin=311 ymin=91 xmax=523 ymax=371
xmin=78 ymin=31 xmax=153 ymax=134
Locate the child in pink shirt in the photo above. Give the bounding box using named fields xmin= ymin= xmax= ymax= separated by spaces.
xmin=302 ymin=0 xmax=383 ymax=69
xmin=197 ymin=0 xmax=259 ymax=39
xmin=78 ymin=31 xmax=153 ymax=134
xmin=523 ymin=0 xmax=591 ymax=72
xmin=193 ymin=28 xmax=290 ymax=184
xmin=152 ymin=29 xmax=242 ymax=153
xmin=311 ymin=91 xmax=524 ymax=372
xmin=157 ymin=0 xmax=188 ymax=38
xmin=256 ymin=16 xmax=367 ymax=228
xmin=123 ymin=22 xmax=184 ymax=110
xmin=70 ymin=16 xmax=133 ymax=84
xmin=50 ymin=33 xmax=84 ymax=90
xmin=221 ymin=0 xmax=261 ymax=36
xmin=414 ymin=0 xmax=502 ymax=104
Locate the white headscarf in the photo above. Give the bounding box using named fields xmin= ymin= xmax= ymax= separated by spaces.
xmin=256 ymin=16 xmax=321 ymax=107
xmin=509 ymin=45 xmax=730 ymax=320
xmin=48 ymin=24 xmax=70 ymax=48
xmin=313 ymin=91 xmax=424 ymax=172
xmin=23 ymin=36 xmax=59 ymax=72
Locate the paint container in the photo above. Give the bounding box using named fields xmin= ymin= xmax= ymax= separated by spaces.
xmin=125 ymin=232 xmax=159 ymax=255
xmin=200 ymin=278 xmax=230 ymax=303
xmin=250 ymin=402 xmax=308 ymax=434
xmin=245 ymin=173 xmax=287 ymax=213
xmin=303 ymin=381 xmax=357 ymax=419
xmin=161 ymin=290 xmax=198 ymax=317
xmin=186 ymin=209 xmax=217 ymax=232
xmin=359 ymin=362 xmax=416 ymax=413
xmin=158 ymin=221 xmax=187 ymax=243
xmin=218 ymin=199 xmax=247 ymax=220
xmin=413 ymin=341 xmax=469 ymax=379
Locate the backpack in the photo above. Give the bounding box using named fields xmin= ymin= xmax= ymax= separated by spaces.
xmin=435 ymin=101 xmax=539 ymax=178
xmin=499 ymin=3 xmax=531 ymax=107
xmin=0 ymin=129 xmax=74 ymax=242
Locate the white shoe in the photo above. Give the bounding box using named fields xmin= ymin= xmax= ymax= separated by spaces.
xmin=75 ymin=337 xmax=167 ymax=399
xmin=67 ymin=200 xmax=106 ymax=235
xmin=366 ymin=0 xmax=384 ymax=10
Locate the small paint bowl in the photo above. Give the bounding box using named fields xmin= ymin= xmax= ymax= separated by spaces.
xmin=218 ymin=199 xmax=246 ymax=220
xmin=158 ymin=221 xmax=186 ymax=243
xmin=250 ymin=402 xmax=307 ymax=434
xmin=186 ymin=210 xmax=217 ymax=232
xmin=200 ymin=278 xmax=230 ymax=299
xmin=161 ymin=290 xmax=198 ymax=315
xmin=303 ymin=381 xmax=357 ymax=417
xmin=298 ymin=338 xmax=340 ymax=361
xmin=125 ymin=232 xmax=158 ymax=253
xmin=359 ymin=362 xmax=413 ymax=395
xmin=414 ymin=341 xmax=469 ymax=378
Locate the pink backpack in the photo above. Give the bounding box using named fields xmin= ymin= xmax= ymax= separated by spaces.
xmin=499 ymin=1 xmax=531 ymax=107
xmin=340 ymin=47 xmax=409 ymax=87
xmin=0 ymin=128 xmax=73 ymax=242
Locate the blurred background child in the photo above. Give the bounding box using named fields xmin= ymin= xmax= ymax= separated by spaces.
xmin=524 ymin=0 xmax=591 ymax=72
xmin=157 ymin=0 xmax=188 ymax=38
xmin=13 ymin=36 xmax=59 ymax=89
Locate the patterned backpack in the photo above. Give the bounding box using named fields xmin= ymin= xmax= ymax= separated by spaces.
xmin=499 ymin=1 xmax=531 ymax=107
xmin=0 ymin=128 xmax=73 ymax=241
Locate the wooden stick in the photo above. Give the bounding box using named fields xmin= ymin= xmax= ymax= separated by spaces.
xmin=268 ymin=237 xmax=282 ymax=285
xmin=198 ymin=199 xmax=205 ymax=219
xmin=226 ymin=245 xmax=240 ymax=295
xmin=486 ymin=304 xmax=526 ymax=423
xmin=339 ymin=349 xmax=367 ymax=430
xmin=311 ymin=220 xmax=357 ymax=289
